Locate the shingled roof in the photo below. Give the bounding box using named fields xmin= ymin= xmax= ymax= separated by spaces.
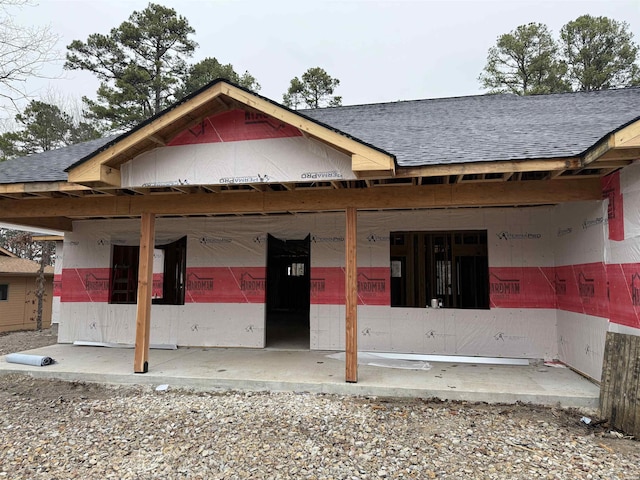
xmin=0 ymin=257 xmax=53 ymax=275
xmin=0 ymin=136 xmax=115 ymax=185
xmin=0 ymin=86 xmax=639 ymax=185
xmin=303 ymin=87 xmax=640 ymax=166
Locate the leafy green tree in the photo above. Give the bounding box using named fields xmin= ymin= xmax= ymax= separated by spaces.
xmin=65 ymin=3 xmax=197 ymax=131
xmin=559 ymin=15 xmax=639 ymax=91
xmin=177 ymin=57 xmax=260 ymax=99
xmin=479 ymin=23 xmax=570 ymax=95
xmin=283 ymin=67 xmax=342 ymax=109
xmin=0 ymin=100 xmax=101 ymax=160
xmin=282 ymin=77 xmax=304 ymax=110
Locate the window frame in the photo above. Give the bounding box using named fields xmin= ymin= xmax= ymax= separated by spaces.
xmin=390 ymin=230 xmax=489 ymax=309
xmin=109 ymin=236 xmax=187 ymax=305
xmin=0 ymin=284 xmax=8 ymax=301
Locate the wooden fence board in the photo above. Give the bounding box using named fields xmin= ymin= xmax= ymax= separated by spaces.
xmin=600 ymin=332 xmax=640 ymax=438
xmin=622 ymin=338 xmax=638 ymax=434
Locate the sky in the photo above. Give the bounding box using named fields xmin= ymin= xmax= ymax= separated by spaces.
xmin=8 ymin=0 xmax=640 ymax=112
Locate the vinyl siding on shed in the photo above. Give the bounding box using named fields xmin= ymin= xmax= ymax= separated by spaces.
xmin=0 ymin=275 xmax=52 ymax=332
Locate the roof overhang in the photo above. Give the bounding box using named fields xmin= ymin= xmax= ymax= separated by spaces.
xmin=1 ymin=85 xmax=640 ymax=232
xmin=583 ymin=120 xmax=640 ymax=167
xmin=0 ymin=246 xmax=17 ymax=257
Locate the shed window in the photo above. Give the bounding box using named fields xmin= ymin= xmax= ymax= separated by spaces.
xmin=390 ymin=230 xmax=489 ymax=309
xmin=109 ymin=237 xmax=186 ymax=305
xmin=0 ymin=284 xmax=7 ymax=301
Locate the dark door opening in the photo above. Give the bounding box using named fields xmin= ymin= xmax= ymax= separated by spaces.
xmin=266 ymin=234 xmax=310 ymax=348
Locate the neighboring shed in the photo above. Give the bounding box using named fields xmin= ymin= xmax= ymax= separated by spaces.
xmin=0 ymin=256 xmax=54 ymax=333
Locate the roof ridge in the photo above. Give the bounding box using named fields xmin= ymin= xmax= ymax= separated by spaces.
xmin=301 ymin=86 xmax=640 ymax=111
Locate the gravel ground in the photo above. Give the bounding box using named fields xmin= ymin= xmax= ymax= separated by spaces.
xmin=0 ymin=329 xmax=639 ymax=479
xmin=0 ymin=328 xmax=58 ymax=356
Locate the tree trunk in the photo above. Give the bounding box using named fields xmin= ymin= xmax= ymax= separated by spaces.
xmin=35 ymin=241 xmax=52 ymax=331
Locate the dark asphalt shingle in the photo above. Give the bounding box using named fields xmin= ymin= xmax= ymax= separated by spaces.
xmin=303 ymin=88 xmax=640 ymax=166
xmin=1 ymin=87 xmax=639 ymax=185
xmin=0 ymin=136 xmax=115 ymax=184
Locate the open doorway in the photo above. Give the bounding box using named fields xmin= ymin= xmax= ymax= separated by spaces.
xmin=265 ymin=234 xmax=310 ymax=348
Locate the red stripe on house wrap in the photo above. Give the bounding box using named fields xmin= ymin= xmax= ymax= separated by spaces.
xmin=168 ymin=109 xmax=302 ymax=146
xmin=184 ymin=267 xmax=266 ymax=303
xmin=309 ymin=267 xmax=390 ymax=306
xmin=61 ymin=268 xmax=110 ymax=302
xmin=554 ymin=263 xmax=609 ymax=318
xmin=356 ymin=267 xmax=390 ymax=306
xmin=59 ymin=266 xmax=389 ymax=306
xmin=607 ymin=263 xmax=640 ymax=329
xmin=310 ymin=267 xmax=344 ymax=305
xmin=56 ymin=263 xmax=638 ymax=328
xmin=489 ymin=267 xmax=556 ymax=308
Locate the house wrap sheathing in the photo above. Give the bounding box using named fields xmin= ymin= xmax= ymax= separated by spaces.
xmin=2 ymin=80 xmax=640 ymax=382
xmin=56 ymin=168 xmax=640 ymax=382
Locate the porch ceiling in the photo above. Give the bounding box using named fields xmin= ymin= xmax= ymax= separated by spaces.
xmin=0 ymin=176 xmax=603 ymax=232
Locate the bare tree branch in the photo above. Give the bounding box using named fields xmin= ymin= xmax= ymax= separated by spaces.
xmin=0 ymin=0 xmax=60 ymax=113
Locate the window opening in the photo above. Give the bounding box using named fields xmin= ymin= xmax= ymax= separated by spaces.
xmin=390 ymin=230 xmax=488 ymax=309
xmin=109 ymin=236 xmax=186 ymax=305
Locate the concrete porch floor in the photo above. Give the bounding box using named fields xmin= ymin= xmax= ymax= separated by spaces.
xmin=0 ymin=344 xmax=600 ymax=409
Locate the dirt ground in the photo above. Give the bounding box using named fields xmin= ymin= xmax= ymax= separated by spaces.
xmin=0 ymin=327 xmax=59 ymax=356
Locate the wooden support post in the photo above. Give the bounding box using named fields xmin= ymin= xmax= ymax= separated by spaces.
xmin=345 ymin=207 xmax=358 ymax=383
xmin=134 ymin=212 xmax=155 ymax=373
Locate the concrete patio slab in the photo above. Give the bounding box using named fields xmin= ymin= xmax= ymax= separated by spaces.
xmin=0 ymin=344 xmax=600 ymax=408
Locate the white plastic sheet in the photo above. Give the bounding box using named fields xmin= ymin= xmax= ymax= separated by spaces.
xmin=121 ymin=137 xmax=356 ymax=188
xmin=326 ymin=352 xmax=432 ymax=370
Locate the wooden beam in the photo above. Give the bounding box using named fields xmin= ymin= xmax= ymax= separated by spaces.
xmin=396 ymin=158 xmax=581 ymax=178
xmin=614 ymin=120 xmax=640 ymax=148
xmin=170 ymin=186 xmax=192 ymax=194
xmin=148 ymin=134 xmax=166 ymax=146
xmin=68 ymin=162 xmax=121 ymax=187
xmin=558 ymin=173 xmax=602 ymax=179
xmin=589 ymin=160 xmax=633 ymax=169
xmin=0 ymin=193 xmax=25 ymax=199
xmin=134 ymin=212 xmax=155 ymax=374
xmin=2 ymin=217 xmax=73 ymax=231
xmin=352 ymin=153 xmax=395 ymax=175
xmin=0 ymin=182 xmax=91 ymax=195
xmin=0 ymin=178 xmax=603 ymax=219
xmin=459 ymin=176 xmax=504 ymax=183
xmin=616 ymin=135 xmax=640 ymax=149
xmin=31 ymin=235 xmax=64 ymax=241
xmin=583 ymin=137 xmax=614 ymax=165
xmin=345 ymin=207 xmax=357 ymax=383
xmin=597 ymin=149 xmax=640 ymax=162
